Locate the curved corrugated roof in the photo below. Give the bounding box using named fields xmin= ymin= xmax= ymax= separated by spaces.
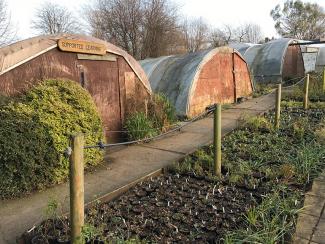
xmin=316 ymin=47 xmax=325 ymax=67
xmin=228 ymin=42 xmax=258 ymax=56
xmin=140 ymin=47 xmax=243 ymax=116
xmin=0 ymin=33 xmax=151 ymax=92
xmin=247 ymin=38 xmax=293 ymax=79
xmin=231 ymin=38 xmax=304 ymax=82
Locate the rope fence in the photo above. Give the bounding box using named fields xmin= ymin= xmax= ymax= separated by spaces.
xmin=65 ymin=75 xmax=309 ymax=154
xmin=79 ymin=106 xmax=215 ymax=150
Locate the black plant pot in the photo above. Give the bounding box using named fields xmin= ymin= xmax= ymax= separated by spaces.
xmin=31 ymin=235 xmax=48 ymax=244
xmin=56 ymin=236 xmax=70 ymax=244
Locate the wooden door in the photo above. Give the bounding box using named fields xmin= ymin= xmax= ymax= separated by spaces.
xmin=77 ymin=59 xmax=121 ymax=142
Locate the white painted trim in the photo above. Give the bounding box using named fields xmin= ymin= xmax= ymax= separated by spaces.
xmin=0 ymin=45 xmax=58 ymax=76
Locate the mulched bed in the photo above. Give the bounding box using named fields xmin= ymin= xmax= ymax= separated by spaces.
xmin=25 ymin=173 xmax=267 ymax=243
xmin=23 ymin=107 xmax=325 ymax=243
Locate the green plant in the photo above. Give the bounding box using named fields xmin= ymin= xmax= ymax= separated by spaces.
xmin=253 ymin=84 xmax=274 ymax=98
xmin=240 ymin=116 xmax=273 ymax=132
xmin=315 ymin=127 xmax=325 ymax=144
xmin=0 ymin=94 xmax=10 ymax=106
xmin=148 ymin=93 xmax=176 ymax=130
xmin=225 ymin=191 xmax=302 ymax=243
xmin=81 ymin=223 xmax=102 ymax=242
xmin=0 ymin=79 xmax=104 ymax=199
xmin=124 ymin=112 xmax=158 ymax=140
xmin=291 ymin=117 xmax=309 ymax=140
xmin=44 ymin=198 xmax=60 ymax=219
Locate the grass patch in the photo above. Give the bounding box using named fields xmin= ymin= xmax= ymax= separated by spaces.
xmin=253 ymin=83 xmax=275 ymax=98
xmin=124 ymin=93 xmax=176 ymax=140
xmin=282 ymin=72 xmax=325 ymax=102
xmin=224 ymin=190 xmax=302 ymax=243
xmin=124 ymin=112 xmax=159 ymax=140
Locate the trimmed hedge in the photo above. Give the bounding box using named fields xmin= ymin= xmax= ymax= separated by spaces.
xmin=0 ymin=79 xmax=104 ymax=199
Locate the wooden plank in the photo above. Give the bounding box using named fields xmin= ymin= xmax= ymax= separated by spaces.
xmin=77 ymin=53 xmax=117 ymax=62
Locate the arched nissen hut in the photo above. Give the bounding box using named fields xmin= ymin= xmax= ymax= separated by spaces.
xmin=140 ymin=47 xmax=253 ymax=118
xmin=0 ymin=34 xmax=151 ymax=142
xmin=230 ymin=38 xmax=305 ymax=83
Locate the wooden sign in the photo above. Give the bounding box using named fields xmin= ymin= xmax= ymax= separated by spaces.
xmin=58 ymin=39 xmax=106 ymax=55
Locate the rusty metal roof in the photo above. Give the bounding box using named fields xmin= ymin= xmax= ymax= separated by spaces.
xmin=140 ymin=47 xmax=243 ymax=116
xmin=0 ymin=34 xmax=151 ymax=92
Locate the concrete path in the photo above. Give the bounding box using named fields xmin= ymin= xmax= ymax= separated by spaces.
xmin=294 ymin=171 xmax=325 ymax=244
xmin=0 ymin=93 xmax=275 ymax=244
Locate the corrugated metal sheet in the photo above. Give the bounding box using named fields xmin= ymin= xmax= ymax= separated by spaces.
xmin=140 ymin=47 xmax=253 ymax=117
xmin=231 ymin=38 xmax=305 ymax=83
xmin=316 ymin=47 xmax=325 ymax=71
xmin=0 ymin=34 xmax=151 ymax=92
xmin=228 ymin=43 xmax=258 ymax=56
xmin=303 ymin=52 xmax=318 ymax=73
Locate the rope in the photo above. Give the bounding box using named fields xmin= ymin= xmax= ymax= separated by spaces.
xmin=281 ymin=76 xmax=306 ymax=89
xmin=83 ymin=107 xmax=214 ymax=150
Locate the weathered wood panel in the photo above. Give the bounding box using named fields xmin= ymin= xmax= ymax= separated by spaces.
xmin=189 ymin=52 xmax=252 ymax=117
xmin=233 ymin=53 xmax=253 ymax=99
xmin=189 ymin=52 xmax=235 ymax=117
xmin=0 ymin=48 xmax=150 ymax=142
xmin=283 ymin=45 xmax=305 ymax=79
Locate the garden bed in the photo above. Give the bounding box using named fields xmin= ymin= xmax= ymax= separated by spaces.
xmin=23 ymin=103 xmax=325 ymax=243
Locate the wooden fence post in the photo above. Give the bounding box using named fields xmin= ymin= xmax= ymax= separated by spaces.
xmin=213 ymin=104 xmax=222 ymax=177
xmin=303 ymin=74 xmax=310 ymax=110
xmin=323 ymin=68 xmax=325 ymax=92
xmin=70 ymin=134 xmax=84 ymax=244
xmin=144 ymin=99 xmax=148 ymax=117
xmin=275 ymin=83 xmax=282 ymax=129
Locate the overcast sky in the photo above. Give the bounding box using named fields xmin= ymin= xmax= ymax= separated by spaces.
xmin=7 ymin=0 xmax=325 ymax=40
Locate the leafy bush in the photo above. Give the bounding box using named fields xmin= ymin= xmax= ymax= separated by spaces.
xmin=124 ymin=112 xmax=158 ymax=140
xmin=0 ymin=79 xmax=104 ymax=199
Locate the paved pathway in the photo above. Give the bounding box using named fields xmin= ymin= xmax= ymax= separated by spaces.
xmin=0 ymin=94 xmax=275 ymax=243
xmin=294 ymin=171 xmax=325 ymax=244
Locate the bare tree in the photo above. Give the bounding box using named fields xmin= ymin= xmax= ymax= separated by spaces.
xmin=210 ymin=25 xmax=235 ymax=47
xmin=31 ymin=2 xmax=79 ymax=35
xmin=182 ymin=17 xmax=209 ymax=52
xmin=243 ymin=23 xmax=263 ymax=43
xmin=141 ymin=0 xmax=180 ymax=58
xmin=86 ymin=0 xmax=143 ymax=58
xmin=0 ymin=0 xmax=16 ymax=47
xmin=210 ymin=23 xmax=263 ymax=47
xmin=86 ymin=0 xmax=181 ymax=59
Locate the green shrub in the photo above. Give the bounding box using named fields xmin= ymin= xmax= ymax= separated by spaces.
xmin=148 ymin=93 xmax=176 ymax=130
xmin=124 ymin=112 xmax=158 ymax=140
xmin=0 ymin=79 xmax=104 ymax=199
